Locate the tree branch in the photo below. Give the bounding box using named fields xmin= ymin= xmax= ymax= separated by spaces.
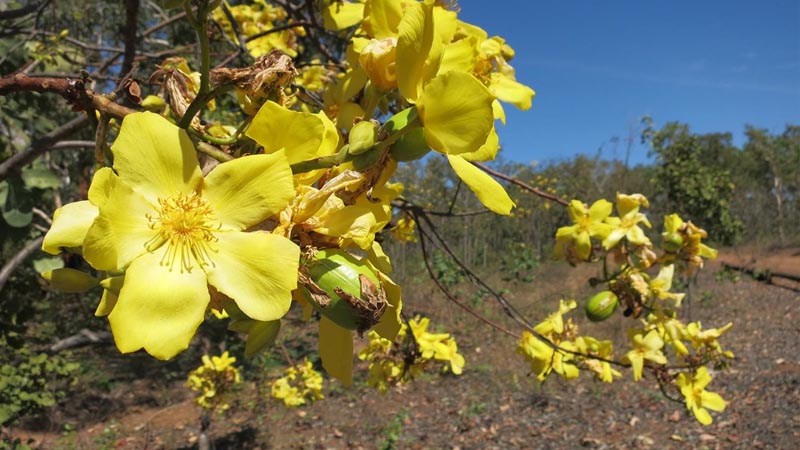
xmin=0 ymin=237 xmax=44 ymax=294
xmin=0 ymin=115 xmax=90 ymax=182
xmin=0 ymin=74 xmax=137 ymax=119
xmin=120 ymin=0 xmax=141 ymax=79
xmin=0 ymin=0 xmax=49 ymax=21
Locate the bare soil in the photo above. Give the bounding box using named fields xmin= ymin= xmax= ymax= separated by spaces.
xmin=7 ymin=246 xmax=800 ymax=449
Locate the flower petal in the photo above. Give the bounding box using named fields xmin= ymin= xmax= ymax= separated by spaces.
xmin=108 ymin=250 xmax=209 ymax=360
xmin=87 ymin=167 xmax=117 ymax=207
xmin=202 ymin=152 xmax=294 ymax=230
xmin=418 ymin=72 xmax=495 ymax=155
xmin=447 ymin=155 xmax=514 ymax=215
xmin=111 ymin=112 xmax=202 ymax=203
xmin=373 ymin=272 xmax=402 ymax=341
xmin=489 ymin=73 xmax=535 ymax=110
xmin=322 ymin=1 xmax=364 ymax=30
xmin=319 ymin=316 xmax=353 ymax=386
xmin=42 ymin=201 xmax=98 ymax=254
xmin=396 ymin=1 xmax=434 ymax=101
xmin=459 ymin=126 xmax=499 ymax=162
xmin=246 ymin=101 xmax=337 ymax=165
xmin=692 ymin=406 xmax=713 ymax=425
xmin=83 ymin=180 xmax=156 ymax=271
xmin=362 ymin=0 xmax=403 ymax=39
xmin=205 ymin=231 xmax=299 ymax=322
xmin=701 ymin=391 xmax=727 ymax=412
xmin=96 ymin=275 xmax=124 ymax=316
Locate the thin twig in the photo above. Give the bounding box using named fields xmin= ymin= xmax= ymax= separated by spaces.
xmin=473 ymin=161 xmax=569 ymax=206
xmin=32 ymin=207 xmax=53 ymax=225
xmin=415 ymin=220 xmax=519 ymax=339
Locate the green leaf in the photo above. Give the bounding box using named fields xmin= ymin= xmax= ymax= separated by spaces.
xmin=32 ymin=256 xmax=64 ymax=273
xmin=244 ymin=320 xmax=281 ymax=359
xmin=1 ymin=179 xmax=33 ymax=228
xmin=22 ymin=167 xmax=61 ymax=190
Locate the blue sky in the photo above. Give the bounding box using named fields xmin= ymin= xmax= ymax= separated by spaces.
xmin=458 ymin=1 xmax=800 ymax=166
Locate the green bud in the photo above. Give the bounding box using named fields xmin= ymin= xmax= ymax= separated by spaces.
xmin=662 ymin=232 xmax=684 ymax=253
xmin=348 ymin=120 xmax=379 ymax=155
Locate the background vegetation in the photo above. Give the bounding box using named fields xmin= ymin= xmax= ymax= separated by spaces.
xmin=1 ymin=0 xmax=798 ymax=447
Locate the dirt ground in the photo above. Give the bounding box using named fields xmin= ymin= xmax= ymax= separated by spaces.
xmin=7 ymin=245 xmax=800 ymax=449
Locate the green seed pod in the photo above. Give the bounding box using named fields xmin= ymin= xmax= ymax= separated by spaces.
xmin=389 ymin=127 xmax=430 ymax=162
xmin=662 ymin=231 xmax=684 ymax=253
xmin=348 ymin=120 xmax=379 ymax=155
xmin=300 ymin=249 xmax=388 ymax=333
xmin=585 ymin=291 xmax=618 ymax=322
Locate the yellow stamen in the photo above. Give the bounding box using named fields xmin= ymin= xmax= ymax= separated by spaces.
xmin=145 ymin=192 xmax=219 ymax=272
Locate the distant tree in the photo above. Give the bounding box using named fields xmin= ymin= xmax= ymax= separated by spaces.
xmin=742 ymin=125 xmax=800 ymax=244
xmin=645 ymin=121 xmax=742 ymax=245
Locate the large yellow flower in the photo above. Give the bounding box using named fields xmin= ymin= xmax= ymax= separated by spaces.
xmin=52 ymin=112 xmax=300 ymax=359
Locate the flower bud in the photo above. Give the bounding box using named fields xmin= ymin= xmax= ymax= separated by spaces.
xmin=348 ymin=120 xmax=378 ymax=155
xmin=662 ymin=231 xmax=684 ymax=253
xmin=359 ymin=38 xmax=398 ymax=91
xmin=41 ymin=268 xmax=99 ymax=293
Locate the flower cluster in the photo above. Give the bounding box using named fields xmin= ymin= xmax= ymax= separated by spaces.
xmin=358 ymin=316 xmax=465 ymax=393
xmin=186 ymin=352 xmax=242 ymax=412
xmin=212 ymin=0 xmax=303 ymax=57
xmin=270 ymin=358 xmax=325 ymax=407
xmin=540 ymin=193 xmax=731 ymax=424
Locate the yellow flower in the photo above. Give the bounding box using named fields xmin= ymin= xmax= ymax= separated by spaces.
xmin=684 ymin=321 xmax=733 ymax=356
xmin=645 ymin=313 xmax=689 ymax=356
xmin=554 ymin=199 xmax=613 ymax=262
xmin=271 ymin=358 xmax=325 ymax=407
xmin=408 ymin=316 xmax=466 ymax=375
xmin=650 ymin=265 xmax=685 ymax=305
xmin=391 ymin=217 xmax=417 ymax=243
xmin=212 ymin=1 xmax=300 ymax=57
xmin=359 ymin=37 xmax=398 ymax=91
xmin=517 ymin=331 xmax=579 ymax=381
xmin=51 ymin=112 xmax=300 ymax=360
xmin=603 ymin=193 xmax=652 ymax=249
xmin=533 ymin=299 xmax=577 ymax=336
xmin=662 ymin=214 xmax=717 ymax=273
xmin=186 ymin=351 xmax=242 ymax=410
xmin=623 ymin=329 xmax=667 ymax=381
xmin=676 ymin=367 xmax=727 ymax=425
xmin=575 ymin=336 xmax=621 ymax=383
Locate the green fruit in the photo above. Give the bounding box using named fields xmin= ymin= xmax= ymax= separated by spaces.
xmin=585 ymin=291 xmax=618 ymax=322
xmin=662 ymin=232 xmax=684 ymax=252
xmin=389 ymin=127 xmax=430 ymax=162
xmin=301 ymin=249 xmax=387 ymax=332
